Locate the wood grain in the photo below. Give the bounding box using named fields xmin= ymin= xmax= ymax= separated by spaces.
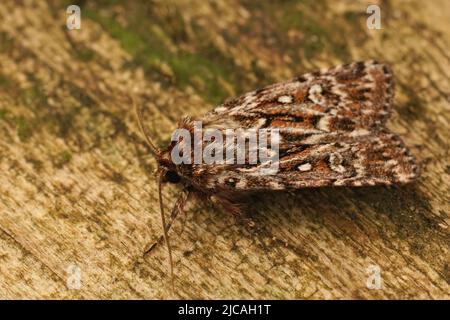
xmin=0 ymin=0 xmax=448 ymax=299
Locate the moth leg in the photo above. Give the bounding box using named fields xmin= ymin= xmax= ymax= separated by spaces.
xmin=178 ymin=202 xmax=189 ymax=236
xmin=144 ymin=188 xmax=191 ymax=256
xmin=210 ymin=194 xmax=244 ymax=216
xmin=210 ymin=195 xmax=256 ymax=228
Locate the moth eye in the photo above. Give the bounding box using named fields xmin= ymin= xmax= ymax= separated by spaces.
xmin=226 ymin=178 xmax=236 ymax=187
xmin=165 ymin=171 xmax=181 ymax=184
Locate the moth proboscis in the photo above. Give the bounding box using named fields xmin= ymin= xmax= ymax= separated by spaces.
xmin=135 ymin=60 xmax=419 ymax=288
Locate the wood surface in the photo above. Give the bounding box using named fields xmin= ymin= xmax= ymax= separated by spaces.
xmin=0 ymin=0 xmax=448 ymax=299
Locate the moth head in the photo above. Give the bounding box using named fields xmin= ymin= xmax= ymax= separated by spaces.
xmin=155 ymin=148 xmax=181 ymax=184
xmin=135 ymin=100 xmax=182 ymax=186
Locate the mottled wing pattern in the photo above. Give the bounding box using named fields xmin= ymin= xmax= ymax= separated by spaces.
xmin=203 ymin=60 xmax=393 ymax=130
xmin=190 ymin=60 xmax=419 ymax=191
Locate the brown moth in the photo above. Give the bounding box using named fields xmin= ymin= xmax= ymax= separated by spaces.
xmin=136 ymin=60 xmax=419 ymax=284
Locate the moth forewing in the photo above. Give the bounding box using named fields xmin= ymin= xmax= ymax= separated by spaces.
xmin=189 ymin=60 xmax=418 ymax=192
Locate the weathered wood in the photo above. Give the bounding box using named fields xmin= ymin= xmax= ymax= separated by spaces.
xmin=0 ymin=0 xmax=448 ymax=299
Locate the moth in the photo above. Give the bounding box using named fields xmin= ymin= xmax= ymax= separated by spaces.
xmin=136 ymin=60 xmax=419 ymax=285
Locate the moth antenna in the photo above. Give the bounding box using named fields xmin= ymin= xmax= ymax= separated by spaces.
xmin=145 ymin=189 xmax=191 ymax=255
xmin=158 ymin=170 xmax=175 ymax=291
xmin=134 ymin=96 xmax=160 ymax=156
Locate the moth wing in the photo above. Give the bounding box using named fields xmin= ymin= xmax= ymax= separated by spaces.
xmin=192 ymin=131 xmax=418 ymax=191
xmin=187 ymin=61 xmax=418 ymax=191
xmin=200 ymin=60 xmax=394 ymax=132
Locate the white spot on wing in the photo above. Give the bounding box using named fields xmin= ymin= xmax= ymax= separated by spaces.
xmin=214 ymin=106 xmax=227 ymax=113
xmin=349 ymin=129 xmax=370 ymax=137
xmin=386 ymin=159 xmax=398 ymax=167
xmin=298 ymin=163 xmax=312 ymax=171
xmin=308 ymin=84 xmax=323 ymax=104
xmin=277 ymin=95 xmax=293 ymax=103
xmin=316 ymin=116 xmax=331 ymax=132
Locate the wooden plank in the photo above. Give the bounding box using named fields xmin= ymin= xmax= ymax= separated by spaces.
xmin=0 ymin=0 xmax=448 ymax=299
